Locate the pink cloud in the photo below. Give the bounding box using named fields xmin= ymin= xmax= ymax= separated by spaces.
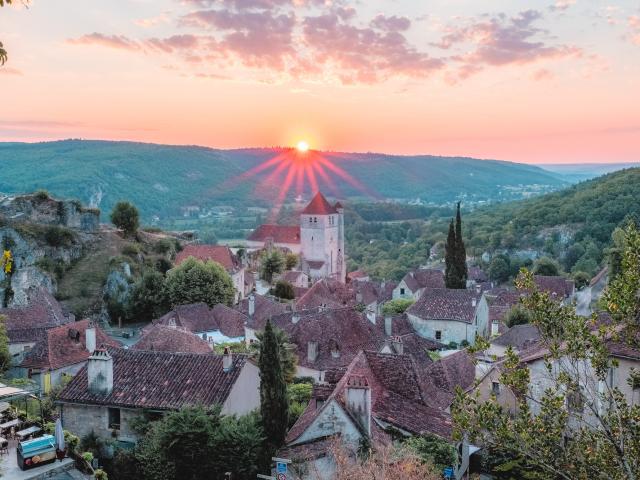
xmin=67 ymin=33 xmax=141 ymax=51
xmin=629 ymin=15 xmax=640 ymax=45
xmin=436 ymin=10 xmax=581 ymax=78
xmin=370 ymin=14 xmax=411 ymax=32
xmin=301 ymin=12 xmax=444 ymax=83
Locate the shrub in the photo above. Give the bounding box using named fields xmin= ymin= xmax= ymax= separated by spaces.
xmin=273 ymin=280 xmax=295 ymax=300
xmin=460 ymin=339 xmax=470 ymax=348
xmin=153 ymin=238 xmax=174 ymax=255
xmin=164 ymin=257 xmax=234 ymax=308
xmin=110 ymin=202 xmax=140 ymax=236
xmin=573 ymin=271 xmax=591 ymax=290
xmin=382 ymin=298 xmax=415 ymax=315
xmin=34 ymin=190 xmax=50 ymax=201
xmin=44 ymin=225 xmax=75 ymax=247
xmin=121 ymin=244 xmax=141 ymax=257
xmin=448 ymin=341 xmax=458 ymax=349
xmin=533 ymin=257 xmax=561 ymax=276
xmin=94 ymin=469 xmax=108 ymax=480
xmin=81 ymin=451 xmax=94 ymax=464
xmin=506 ymin=304 xmax=533 ymax=327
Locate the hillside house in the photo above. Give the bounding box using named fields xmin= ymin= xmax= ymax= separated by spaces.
xmin=485 ymin=324 xmax=541 ymax=359
xmin=279 ymin=270 xmax=309 ymax=289
xmin=133 ymin=323 xmax=213 ymax=354
xmin=239 ymin=293 xmax=288 ymax=344
xmin=19 ymin=320 xmax=119 ymax=393
xmin=280 ymin=351 xmax=452 ymax=479
xmin=392 ymin=269 xmax=445 ymax=301
xmin=0 ymin=289 xmax=74 ymax=366
xmin=150 ymin=303 xmax=246 ymax=345
xmin=57 ymin=347 xmax=260 ymax=443
xmin=406 ymin=288 xmax=489 ymax=346
xmin=174 ymin=245 xmax=246 ymax=303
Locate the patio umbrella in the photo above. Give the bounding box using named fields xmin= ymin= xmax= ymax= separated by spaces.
xmin=54 ymin=418 xmax=65 ymax=452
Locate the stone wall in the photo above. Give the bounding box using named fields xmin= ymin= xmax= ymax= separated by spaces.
xmin=60 ymin=403 xmax=140 ymax=443
xmin=0 ymin=194 xmax=99 ymax=232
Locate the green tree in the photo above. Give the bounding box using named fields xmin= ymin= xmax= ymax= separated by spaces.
xmin=404 ymin=433 xmax=457 ymax=471
xmin=0 ymin=0 xmax=14 ymax=65
xmin=164 ymin=257 xmax=234 ymax=308
xmin=285 ymin=253 xmax=299 ymax=270
xmin=488 ymin=256 xmax=511 ymax=283
xmin=260 ymin=249 xmax=285 ymax=283
xmin=382 ymin=298 xmax=415 ymax=315
xmin=504 ymin=304 xmax=532 ymax=327
xmin=259 ymin=320 xmax=289 ymax=453
xmin=251 ymin=326 xmax=297 ymax=384
xmin=452 ymin=224 xmax=640 ymax=480
xmin=273 ymin=280 xmax=295 ymax=300
xmin=445 ymin=204 xmax=467 ymax=289
xmin=0 ymin=315 xmax=11 ymax=374
xmin=110 ymin=201 xmax=140 ymax=237
xmin=572 ymin=271 xmax=590 ymax=290
xmin=532 ymin=256 xmax=560 ymax=276
xmin=128 ymin=270 xmax=169 ymax=321
xmin=455 ymin=202 xmax=468 ymax=284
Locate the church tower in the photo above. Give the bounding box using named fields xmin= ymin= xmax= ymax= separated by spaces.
xmin=300 ymin=192 xmax=346 ymax=283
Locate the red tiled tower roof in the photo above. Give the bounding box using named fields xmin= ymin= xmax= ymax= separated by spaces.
xmin=301 ymin=192 xmax=338 ymax=215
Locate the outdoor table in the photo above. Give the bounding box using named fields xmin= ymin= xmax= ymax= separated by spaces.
xmin=16 ymin=426 xmax=41 ymax=441
xmin=0 ymin=419 xmax=19 ymax=431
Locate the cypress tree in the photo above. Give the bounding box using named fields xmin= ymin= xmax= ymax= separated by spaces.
xmin=455 ymin=202 xmax=468 ymax=286
xmin=445 ymin=219 xmax=458 ymax=288
xmin=259 ymin=320 xmax=289 ymax=452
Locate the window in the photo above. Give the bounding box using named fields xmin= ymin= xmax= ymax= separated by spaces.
xmin=108 ymin=408 xmax=121 ymax=430
xmin=492 ymin=381 xmax=500 ymax=395
xmin=435 ymin=331 xmax=442 ymax=341
xmin=400 ymin=288 xmax=405 ymax=295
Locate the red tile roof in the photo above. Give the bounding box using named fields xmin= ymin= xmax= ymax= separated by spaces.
xmin=280 ymin=271 xmax=307 ymax=284
xmin=152 ymin=303 xmax=246 ymax=338
xmin=174 ymin=245 xmax=240 ymax=272
xmin=296 ymin=279 xmax=354 ymax=310
xmin=133 ymin=324 xmax=213 ymax=354
xmin=57 ymin=347 xmax=248 ymax=410
xmin=238 ymin=294 xmax=287 ymax=330
xmin=401 ymin=269 xmax=445 ymax=292
xmin=301 ymin=192 xmax=338 ymax=215
xmin=418 ymin=350 xmax=476 ymax=409
xmin=247 ymin=224 xmax=300 ymax=244
xmin=533 ymin=275 xmax=575 ymax=298
xmin=407 ymin=288 xmax=480 ymax=323
xmin=491 ymin=324 xmax=541 ymax=351
xmin=20 ymin=320 xmax=119 ymax=370
xmin=0 ymin=289 xmax=73 ymax=343
xmin=286 ymin=350 xmax=452 ymax=445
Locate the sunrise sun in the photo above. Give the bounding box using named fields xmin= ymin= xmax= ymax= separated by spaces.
xmin=296 ymin=140 xmax=310 ymax=152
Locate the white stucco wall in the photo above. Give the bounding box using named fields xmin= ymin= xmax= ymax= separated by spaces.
xmin=290 ymin=399 xmax=361 ymax=446
xmin=407 ymin=313 xmax=478 ymax=345
xmin=300 ymin=214 xmax=340 ymax=280
xmin=222 ymin=361 xmax=261 ymax=416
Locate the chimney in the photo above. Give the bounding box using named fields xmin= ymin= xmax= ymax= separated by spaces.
xmin=356 ymin=292 xmax=363 ymax=303
xmin=248 ymin=292 xmax=255 ymax=317
xmin=491 ymin=320 xmax=499 ymax=337
xmin=472 ymin=297 xmax=477 ymax=308
xmin=475 ymin=284 xmax=481 ymax=294
xmin=307 ymin=341 xmax=318 ymax=362
xmin=384 ymin=315 xmax=393 ymax=336
xmin=87 ymin=348 xmax=113 ymax=396
xmin=85 ymin=321 xmax=96 ymax=353
xmin=223 ymin=347 xmax=233 ymax=372
xmin=366 ymin=309 xmax=376 ymax=324
xmin=292 ymin=312 xmax=300 ymax=324
xmin=345 ymin=375 xmax=371 ymax=436
xmin=391 ymin=335 xmax=404 ymax=355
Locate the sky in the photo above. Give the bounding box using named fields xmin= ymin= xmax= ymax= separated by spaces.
xmin=0 ymin=0 xmax=639 ymax=164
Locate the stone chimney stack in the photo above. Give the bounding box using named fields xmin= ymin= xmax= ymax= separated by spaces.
xmin=85 ymin=320 xmax=96 ymax=353
xmin=307 ymin=341 xmax=318 ymax=362
xmin=384 ymin=316 xmax=392 ymax=336
xmin=87 ymin=348 xmax=113 ymax=396
xmin=292 ymin=312 xmax=300 ymax=324
xmin=475 ymin=284 xmax=481 ymax=294
xmin=356 ymin=292 xmax=363 ymax=304
xmin=223 ymin=347 xmax=233 ymax=372
xmin=248 ymin=292 xmax=255 ymax=318
xmin=366 ymin=309 xmax=376 ymax=324
xmin=472 ymin=297 xmax=477 ymax=308
xmin=346 ymin=375 xmax=371 ymax=436
xmin=491 ymin=320 xmax=499 ymax=337
xmin=391 ymin=335 xmax=404 ymax=355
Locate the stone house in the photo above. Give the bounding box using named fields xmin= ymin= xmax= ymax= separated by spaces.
xmin=485 ymin=324 xmax=541 ymax=359
xmin=406 ymin=288 xmax=489 ymax=346
xmin=468 ymin=362 xmax=520 ymax=416
xmin=174 ymin=245 xmax=247 ymax=303
xmin=132 ymin=323 xmax=213 ymax=354
xmin=239 ymin=293 xmax=288 ymax=345
xmin=392 ymin=269 xmax=445 ymax=301
xmin=18 ymin=319 xmax=118 ymax=393
xmin=150 ymin=302 xmax=246 ymax=345
xmin=57 ymin=347 xmax=260 ymax=443
xmin=353 ymin=280 xmax=397 ymax=316
xmin=279 ymin=270 xmax=310 ymax=289
xmin=279 ymin=350 xmax=452 ymax=479
xmin=0 ymin=288 xmax=74 ymax=366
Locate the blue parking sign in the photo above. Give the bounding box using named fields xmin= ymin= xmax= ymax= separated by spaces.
xmin=276 ymin=462 xmax=287 ymax=474
xmin=443 ymin=466 xmax=454 ymax=479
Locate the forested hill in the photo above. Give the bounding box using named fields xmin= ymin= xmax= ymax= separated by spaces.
xmin=462 ymin=167 xmax=640 ymax=274
xmin=0 ymin=140 xmax=565 ymax=221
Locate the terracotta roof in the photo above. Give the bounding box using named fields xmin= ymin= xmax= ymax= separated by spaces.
xmin=418 ymin=350 xmax=476 ymax=409
xmin=533 ymin=275 xmax=574 ymax=298
xmin=0 ymin=289 xmax=73 ymax=343
xmin=247 ymin=224 xmax=300 ymax=244
xmin=296 ymin=279 xmax=354 ymax=310
xmin=286 ymin=350 xmax=452 ymax=445
xmin=467 ymin=266 xmax=488 ymax=283
xmin=152 ymin=303 xmax=246 ymax=338
xmin=280 ymin=271 xmax=307 ymax=284
xmin=238 ymin=294 xmax=287 ymax=330
xmin=133 ymin=324 xmax=213 ymax=354
xmin=354 ymin=280 xmax=396 ymax=306
xmin=20 ymin=320 xmax=119 ymax=370
xmin=301 ymin=192 xmax=338 ymax=215
xmin=606 ymin=338 xmax=640 ymax=360
xmin=491 ymin=324 xmax=541 ymax=351
xmin=57 ymin=347 xmax=247 ymax=410
xmin=407 ymin=288 xmax=480 ymax=324
xmin=174 ymin=245 xmax=240 ymax=272
xmin=270 ymin=308 xmax=386 ymax=371
xmin=401 ymin=269 xmax=445 ymax=292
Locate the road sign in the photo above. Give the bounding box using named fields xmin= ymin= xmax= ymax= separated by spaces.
xmin=443 ymin=466 xmax=454 ymax=479
xmin=276 ymin=462 xmax=288 ymax=474
xmin=277 ymin=474 xmax=286 ymax=480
